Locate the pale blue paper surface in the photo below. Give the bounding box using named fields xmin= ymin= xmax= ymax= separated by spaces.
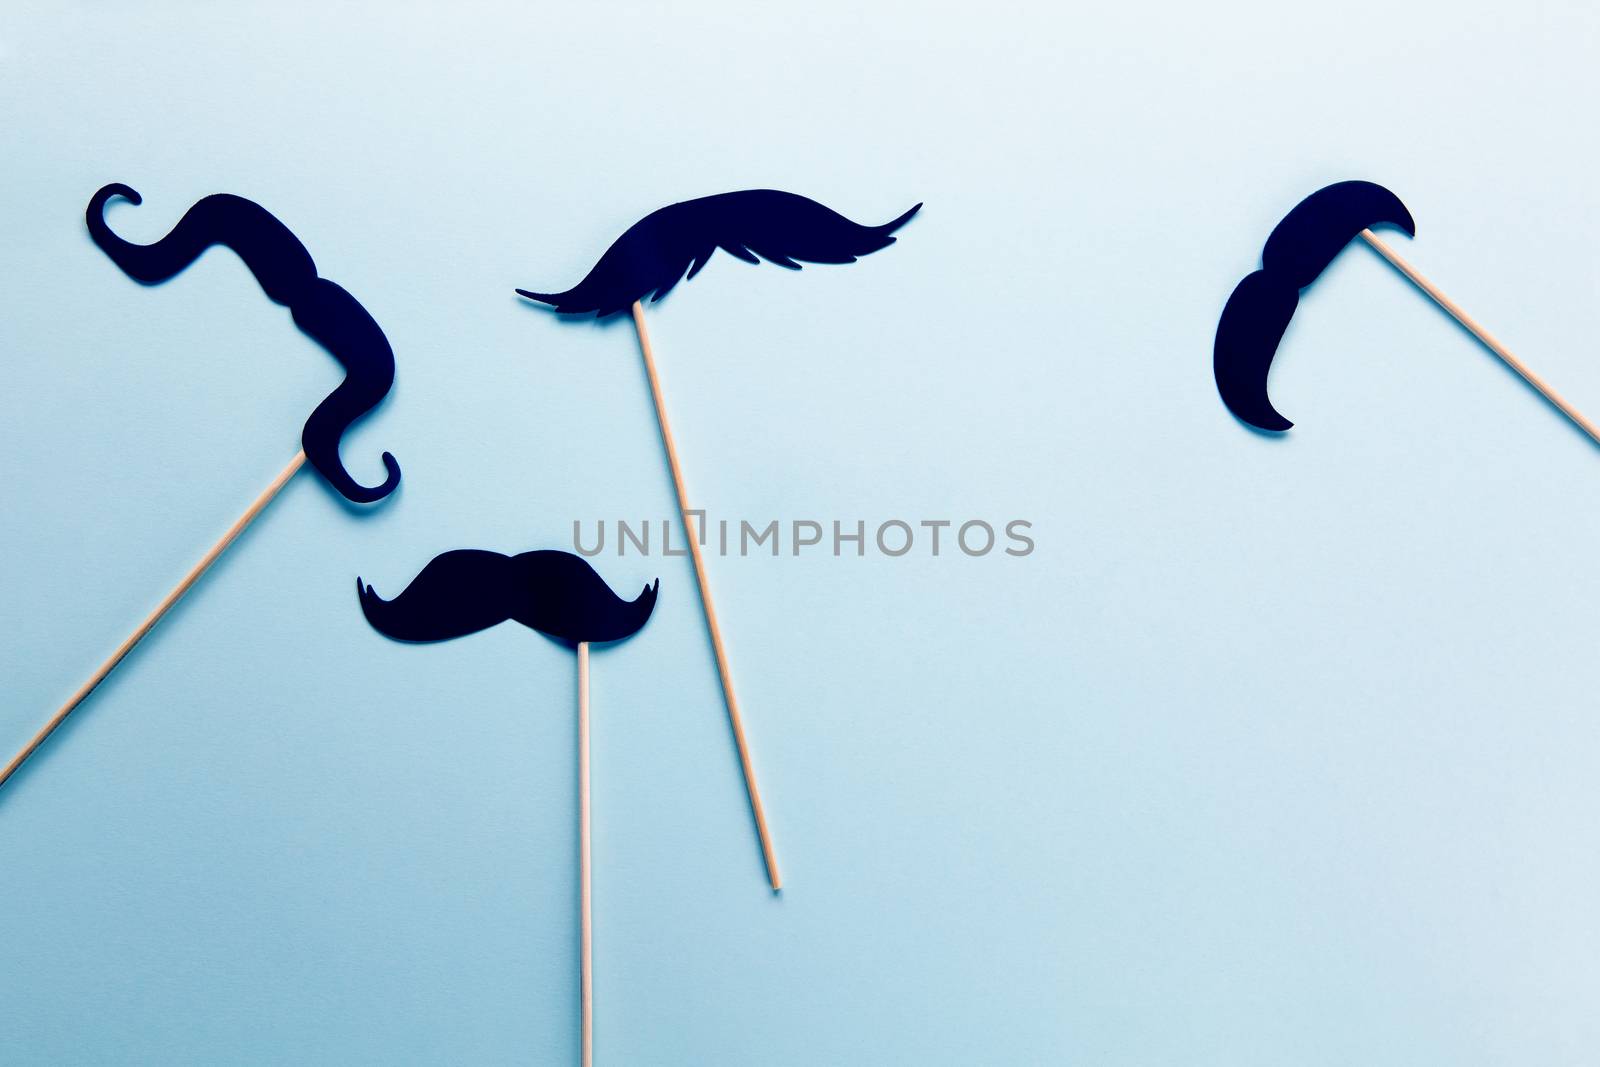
xmin=2 ymin=2 xmax=1599 ymax=1063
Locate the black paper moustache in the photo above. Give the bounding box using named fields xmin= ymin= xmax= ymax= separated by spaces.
xmin=358 ymin=549 xmax=659 ymax=645
xmin=516 ymin=189 xmax=922 ymax=317
xmin=1213 ymin=180 xmax=1416 ymax=431
xmin=86 ymin=184 xmax=401 ymax=503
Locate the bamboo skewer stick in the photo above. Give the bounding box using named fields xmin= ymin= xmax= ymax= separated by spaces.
xmin=629 ymin=302 xmax=782 ymax=891
xmin=1360 ymin=230 xmax=1600 ymax=446
xmin=0 ymin=450 xmax=307 ymax=793
xmin=577 ymin=641 xmax=593 ymax=1067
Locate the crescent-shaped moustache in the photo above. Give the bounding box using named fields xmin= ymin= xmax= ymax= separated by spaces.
xmin=1213 ymin=180 xmax=1416 ymax=431
xmin=516 ymin=189 xmax=921 ymax=317
xmin=86 ymin=183 xmax=401 ymax=503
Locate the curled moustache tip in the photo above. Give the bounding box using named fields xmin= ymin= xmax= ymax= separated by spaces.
xmin=371 ymin=453 xmax=403 ymax=499
xmin=1224 ymin=404 xmax=1293 ymax=433
xmin=1355 ymin=180 xmax=1416 ymax=238
xmin=884 ymin=202 xmax=923 ymax=232
xmin=1220 ymin=382 xmax=1294 ymax=433
xmin=1396 ymin=210 xmax=1417 ymax=240
xmin=93 ymin=182 xmax=142 ymax=209
xmin=330 ymin=452 xmax=402 ymax=505
xmin=513 ymin=288 xmax=553 ymax=304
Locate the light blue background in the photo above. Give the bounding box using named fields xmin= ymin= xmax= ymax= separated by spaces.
xmin=3 ymin=2 xmax=1599 ymax=1063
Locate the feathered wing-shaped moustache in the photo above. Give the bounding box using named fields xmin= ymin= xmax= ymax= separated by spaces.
xmin=86 ymin=183 xmax=401 ymax=503
xmin=1213 ymin=180 xmax=1416 ymax=431
xmin=358 ymin=549 xmax=659 ymax=645
xmin=516 ymin=189 xmax=922 ymax=317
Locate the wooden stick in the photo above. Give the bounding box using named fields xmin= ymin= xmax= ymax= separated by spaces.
xmin=629 ymin=302 xmax=782 ymax=891
xmin=0 ymin=450 xmax=307 ymax=794
xmin=1360 ymin=230 xmax=1600 ymax=447
xmin=577 ymin=641 xmax=593 ymax=1067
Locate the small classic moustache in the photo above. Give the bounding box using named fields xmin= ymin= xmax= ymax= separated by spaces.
xmin=515 ymin=188 xmax=921 ymax=317
xmin=86 ymin=183 xmax=401 ymax=503
xmin=357 ymin=549 xmax=659 ymax=646
xmin=1212 ymin=180 xmax=1416 ymax=432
